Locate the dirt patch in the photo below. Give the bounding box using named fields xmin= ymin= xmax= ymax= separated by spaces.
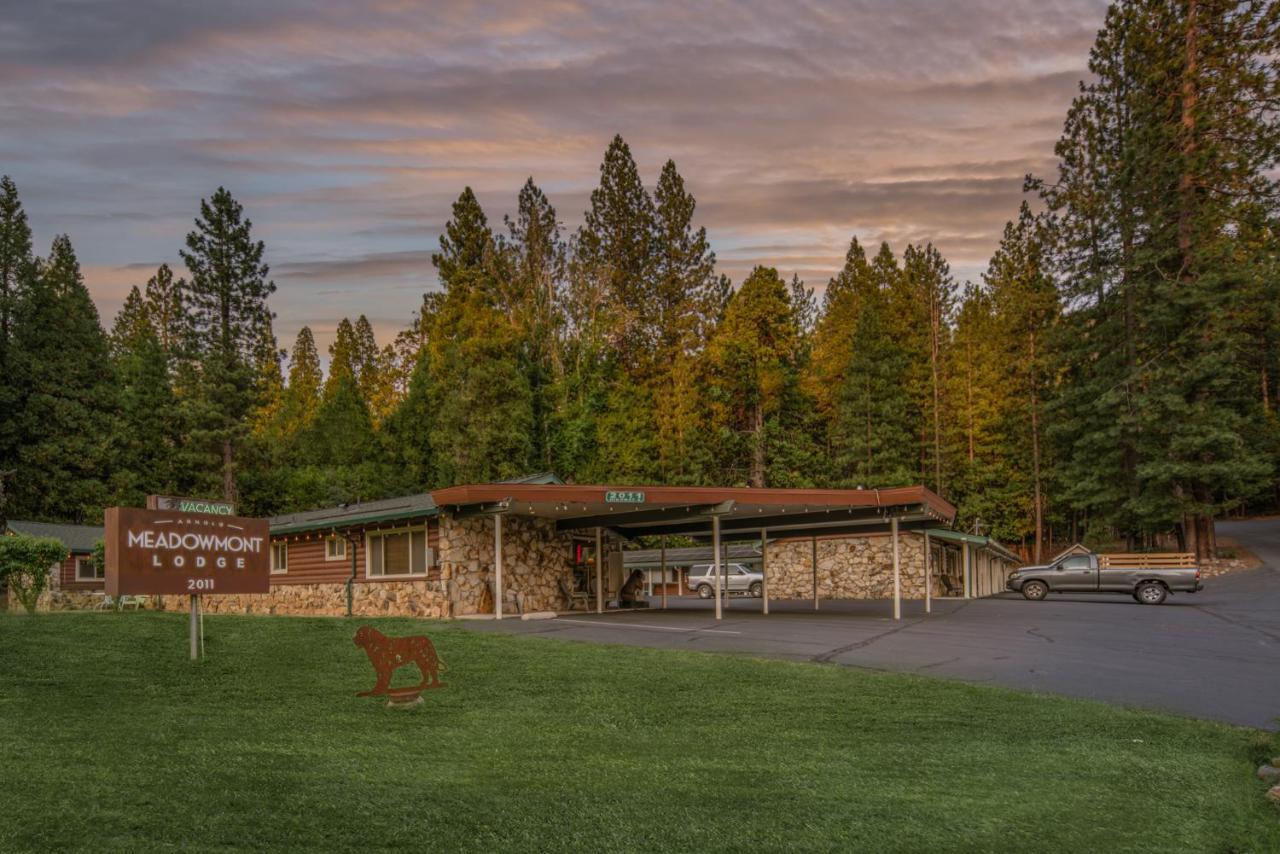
xmin=1204 ymin=536 xmax=1263 ymax=577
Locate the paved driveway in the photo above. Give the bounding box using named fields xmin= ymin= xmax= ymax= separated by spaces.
xmin=464 ymin=518 xmax=1280 ymax=729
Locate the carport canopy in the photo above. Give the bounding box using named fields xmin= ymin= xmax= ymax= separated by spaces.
xmin=431 ymin=482 xmax=956 ymax=623
xmin=430 ymin=483 xmax=955 ymax=539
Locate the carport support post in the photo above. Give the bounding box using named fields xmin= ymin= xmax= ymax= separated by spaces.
xmin=595 ymin=526 xmax=604 ymax=614
xmin=924 ymin=532 xmax=935 ymax=613
xmin=892 ymin=516 xmax=901 ymax=621
xmin=811 ymin=536 xmax=819 ymax=611
xmin=712 ymin=515 xmax=723 ymax=620
xmin=494 ymin=513 xmax=504 ymax=620
xmin=660 ymin=537 xmax=667 ymax=610
xmin=761 ymin=528 xmax=769 ymax=616
xmin=962 ymin=541 xmax=972 ymax=599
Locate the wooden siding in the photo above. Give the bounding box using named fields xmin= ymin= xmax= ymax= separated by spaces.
xmin=268 ymin=517 xmax=441 ymax=586
xmin=59 ymin=554 xmax=103 ymax=591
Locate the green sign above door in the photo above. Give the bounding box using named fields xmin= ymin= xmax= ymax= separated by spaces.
xmin=604 ymin=490 xmax=645 ymax=504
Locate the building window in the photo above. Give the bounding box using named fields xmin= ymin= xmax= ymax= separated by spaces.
xmin=271 ymin=542 xmax=288 ymax=574
xmin=76 ymin=556 xmax=103 ymax=581
xmin=366 ymin=527 xmax=429 ymax=578
xmin=326 ymin=536 xmax=347 ymax=561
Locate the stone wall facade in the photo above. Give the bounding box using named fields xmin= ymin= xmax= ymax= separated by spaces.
xmin=151 ymin=580 xmax=449 ymax=618
xmin=7 ymin=589 xmax=108 ymax=612
xmin=438 ymin=512 xmax=575 ymax=615
xmin=764 ymin=534 xmax=931 ymax=600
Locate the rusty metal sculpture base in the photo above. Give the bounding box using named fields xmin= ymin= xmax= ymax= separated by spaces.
xmin=354 ymin=626 xmax=446 ymax=704
xmin=384 ymin=688 xmax=425 ymax=710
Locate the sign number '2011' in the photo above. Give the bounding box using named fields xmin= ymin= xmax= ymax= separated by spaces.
xmin=187 ymin=578 xmax=215 ymax=592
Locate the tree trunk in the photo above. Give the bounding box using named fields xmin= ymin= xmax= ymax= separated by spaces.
xmin=966 ymin=336 xmax=975 ymax=463
xmin=1030 ymin=346 xmax=1043 ymax=564
xmin=750 ymin=402 xmax=765 ymax=488
xmin=222 ymin=439 xmax=237 ymax=504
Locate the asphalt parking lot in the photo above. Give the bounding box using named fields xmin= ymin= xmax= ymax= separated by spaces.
xmin=465 ymin=519 xmax=1280 ymax=728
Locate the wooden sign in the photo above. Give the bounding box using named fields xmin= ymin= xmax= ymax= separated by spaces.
xmin=105 ymin=506 xmax=270 ymax=596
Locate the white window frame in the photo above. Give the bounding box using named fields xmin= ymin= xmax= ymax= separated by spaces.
xmin=325 ymin=536 xmax=348 ymax=562
xmin=271 ymin=541 xmax=288 ymax=575
xmin=364 ymin=525 xmax=431 ymax=579
xmin=75 ymin=555 xmax=102 ymax=581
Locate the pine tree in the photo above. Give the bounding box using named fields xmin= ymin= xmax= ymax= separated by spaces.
xmin=10 ymin=236 xmax=115 ymax=521
xmin=705 ymin=266 xmax=799 ymax=487
xmin=0 ymin=176 xmax=35 ymax=490
xmin=897 ymin=243 xmax=956 ymax=495
xmin=298 ymin=372 xmax=378 ymax=468
xmin=564 ymin=136 xmax=661 ymax=480
xmin=985 ymin=203 xmax=1059 ymax=559
xmin=178 ymin=187 xmax=277 ymax=503
xmin=575 ymin=135 xmax=658 ymax=367
xmin=650 ymin=160 xmax=724 ymax=481
xmin=109 ymin=296 xmax=179 ymax=508
xmin=504 ymin=178 xmax=566 ymax=470
xmin=143 ymin=263 xmax=188 ymax=360
xmin=422 ymin=189 xmax=535 ymax=483
xmin=279 ymin=326 xmax=322 ymax=443
xmin=327 ymin=318 xmax=359 ymax=393
xmin=810 ymin=237 xmax=876 ymax=437
xmin=829 ymin=262 xmax=916 ymax=489
xmin=1035 ymin=0 xmax=1278 ymax=555
xmin=0 ymin=176 xmax=34 ymax=364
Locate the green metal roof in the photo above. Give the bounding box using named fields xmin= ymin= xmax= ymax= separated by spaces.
xmin=924 ymin=528 xmax=1021 ymax=564
xmin=4 ymin=520 xmax=102 ymax=553
xmin=269 ymin=493 xmax=438 ymax=536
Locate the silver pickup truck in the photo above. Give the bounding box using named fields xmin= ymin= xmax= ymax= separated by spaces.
xmin=1006 ymin=552 xmax=1203 ymax=605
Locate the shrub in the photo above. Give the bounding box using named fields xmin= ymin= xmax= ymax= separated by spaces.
xmin=0 ymin=534 xmax=68 ymax=614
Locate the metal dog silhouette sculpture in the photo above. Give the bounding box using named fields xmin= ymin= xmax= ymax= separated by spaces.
xmin=354 ymin=625 xmax=446 ymax=699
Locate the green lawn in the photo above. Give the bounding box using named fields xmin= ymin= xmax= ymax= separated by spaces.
xmin=1 ymin=612 xmax=1276 ymax=853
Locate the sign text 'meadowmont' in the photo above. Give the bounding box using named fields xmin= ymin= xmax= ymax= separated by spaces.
xmin=127 ymin=529 xmax=264 ymax=553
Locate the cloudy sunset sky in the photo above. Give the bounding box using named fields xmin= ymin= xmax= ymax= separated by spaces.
xmin=1 ymin=0 xmax=1108 ymax=356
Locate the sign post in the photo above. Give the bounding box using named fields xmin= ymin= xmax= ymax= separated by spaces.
xmin=106 ymin=505 xmax=270 ymax=660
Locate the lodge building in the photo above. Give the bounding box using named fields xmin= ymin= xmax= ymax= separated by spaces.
xmin=7 ymin=474 xmax=1019 ymax=618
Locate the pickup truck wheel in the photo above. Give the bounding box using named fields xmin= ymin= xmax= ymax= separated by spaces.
xmin=696 ymin=584 xmax=714 ymax=600
xmin=1135 ymin=582 xmax=1167 ymax=605
xmin=1021 ymin=580 xmax=1049 ymax=601
xmin=749 ymin=582 xmax=763 ymax=598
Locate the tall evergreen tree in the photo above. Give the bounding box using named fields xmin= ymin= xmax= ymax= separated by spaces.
xmin=504 ymin=178 xmax=566 ymax=471
xmin=1035 ymin=0 xmax=1278 ymax=555
xmin=10 ymin=236 xmax=115 ymax=521
xmin=565 ymin=136 xmax=661 ymax=480
xmin=422 ymin=189 xmax=535 ymax=483
xmin=0 ymin=176 xmax=35 ymax=491
xmin=705 ymin=266 xmax=799 ymax=487
xmin=828 ymin=253 xmax=916 ymax=488
xmin=279 ymin=326 xmax=322 ymax=444
xmin=985 ymin=203 xmax=1059 ymax=559
xmin=894 ymin=243 xmax=956 ymax=494
xmin=178 ymin=187 xmax=277 ymax=503
xmin=109 ymin=295 xmax=179 ymax=507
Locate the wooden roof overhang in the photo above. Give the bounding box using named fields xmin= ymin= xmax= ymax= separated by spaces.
xmin=430 ymin=483 xmax=956 ymax=542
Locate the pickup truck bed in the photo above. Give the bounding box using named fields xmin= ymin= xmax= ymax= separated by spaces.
xmin=1006 ymin=552 xmax=1202 ymax=605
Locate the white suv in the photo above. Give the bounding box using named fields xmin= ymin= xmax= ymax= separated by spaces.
xmin=686 ymin=563 xmax=763 ymax=598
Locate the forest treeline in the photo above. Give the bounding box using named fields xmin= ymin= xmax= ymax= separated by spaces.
xmin=0 ymin=0 xmax=1276 ymax=560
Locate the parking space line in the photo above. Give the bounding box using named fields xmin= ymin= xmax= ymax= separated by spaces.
xmin=556 ymin=618 xmax=742 ymax=635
